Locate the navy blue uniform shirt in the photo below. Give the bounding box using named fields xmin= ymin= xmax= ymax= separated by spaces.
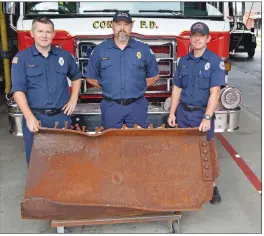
xmin=173 ymin=48 xmax=226 ymax=106
xmin=85 ymin=38 xmax=159 ymax=100
xmin=11 ymin=44 xmax=82 ymax=109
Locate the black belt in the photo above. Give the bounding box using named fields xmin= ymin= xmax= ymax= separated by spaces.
xmin=180 ymin=102 xmax=206 ymax=112
xmin=31 ymin=108 xmax=63 ymax=116
xmin=103 ymin=96 xmax=143 ymax=106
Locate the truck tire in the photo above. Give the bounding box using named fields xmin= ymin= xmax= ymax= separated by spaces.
xmin=248 ymin=48 xmax=255 ymax=58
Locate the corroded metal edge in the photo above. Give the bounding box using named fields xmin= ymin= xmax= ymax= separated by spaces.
xmin=21 ymin=198 xmax=204 ymax=220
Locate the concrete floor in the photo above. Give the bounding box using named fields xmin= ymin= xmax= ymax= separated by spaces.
xmin=0 ymin=49 xmax=261 ymax=233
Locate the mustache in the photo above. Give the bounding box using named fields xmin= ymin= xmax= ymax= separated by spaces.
xmin=118 ymin=30 xmax=128 ymax=34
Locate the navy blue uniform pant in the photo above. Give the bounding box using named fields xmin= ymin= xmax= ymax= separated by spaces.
xmin=22 ymin=112 xmax=71 ymax=165
xmin=176 ymin=103 xmax=215 ymax=141
xmin=100 ymin=97 xmax=149 ymax=129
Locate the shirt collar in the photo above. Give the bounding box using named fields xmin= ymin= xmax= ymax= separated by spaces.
xmin=186 ymin=48 xmax=209 ymax=61
xmin=31 ymin=44 xmax=40 ymax=56
xmin=107 ymin=37 xmax=135 ymax=49
xmin=31 ymin=44 xmax=59 ymax=56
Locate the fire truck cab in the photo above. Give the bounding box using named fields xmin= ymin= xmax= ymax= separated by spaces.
xmin=3 ymin=2 xmax=242 ymax=135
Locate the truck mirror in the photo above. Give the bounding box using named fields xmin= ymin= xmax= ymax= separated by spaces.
xmin=2 ymin=2 xmax=16 ymax=15
xmin=251 ymin=28 xmax=255 ymax=33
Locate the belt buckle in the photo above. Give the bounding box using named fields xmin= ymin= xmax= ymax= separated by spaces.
xmin=188 ymin=105 xmax=194 ymax=111
xmin=44 ymin=110 xmax=52 ymax=115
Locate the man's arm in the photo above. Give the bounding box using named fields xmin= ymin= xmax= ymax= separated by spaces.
xmin=199 ymin=86 xmax=220 ymax=132
xmin=205 ymin=86 xmax=221 ymax=117
xmin=86 ymin=78 xmax=101 ymax=89
xmin=63 ymin=52 xmax=83 ymax=115
xmin=199 ymin=58 xmax=225 ymax=132
xmin=167 ymin=85 xmax=182 ymax=127
xmin=11 ymin=54 xmax=40 ymax=132
xmin=146 ymin=74 xmax=159 ymax=87
xmin=13 ymin=91 xmax=40 ymax=132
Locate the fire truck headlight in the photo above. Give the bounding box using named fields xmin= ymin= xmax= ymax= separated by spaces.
xmin=224 ymin=61 xmax=231 ymax=72
xmin=220 ymin=86 xmax=242 ymax=110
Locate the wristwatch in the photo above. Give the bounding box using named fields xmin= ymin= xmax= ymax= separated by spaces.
xmin=204 ymin=114 xmax=212 ymax=120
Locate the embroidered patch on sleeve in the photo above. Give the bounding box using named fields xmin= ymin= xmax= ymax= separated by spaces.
xmin=12 ymin=57 xmax=18 ymax=64
xmin=219 ymin=61 xmax=225 ymax=70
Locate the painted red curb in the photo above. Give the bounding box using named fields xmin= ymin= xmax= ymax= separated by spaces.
xmin=215 ymin=133 xmax=262 ymax=194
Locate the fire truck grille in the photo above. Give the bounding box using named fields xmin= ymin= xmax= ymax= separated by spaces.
xmin=78 ymin=40 xmax=175 ymax=94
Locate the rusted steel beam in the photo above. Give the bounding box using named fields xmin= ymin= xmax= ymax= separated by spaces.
xmin=21 ymin=127 xmax=219 ymax=220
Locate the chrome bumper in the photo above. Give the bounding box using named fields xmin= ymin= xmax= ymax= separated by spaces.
xmin=8 ymin=103 xmax=241 ymax=136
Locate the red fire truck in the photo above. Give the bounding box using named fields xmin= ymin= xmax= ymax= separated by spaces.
xmin=3 ymin=2 xmax=242 ymax=135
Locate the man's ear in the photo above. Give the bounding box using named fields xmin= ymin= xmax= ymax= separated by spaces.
xmin=30 ymin=30 xmax=33 ymax=38
xmin=207 ymin=35 xmax=211 ymax=43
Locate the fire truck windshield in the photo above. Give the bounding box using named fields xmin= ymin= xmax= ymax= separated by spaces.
xmin=24 ymin=2 xmax=223 ymax=18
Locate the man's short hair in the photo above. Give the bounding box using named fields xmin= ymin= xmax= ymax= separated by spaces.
xmin=32 ymin=16 xmax=54 ymax=31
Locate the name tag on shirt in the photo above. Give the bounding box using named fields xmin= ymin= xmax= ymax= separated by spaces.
xmin=26 ymin=64 xmax=39 ymax=68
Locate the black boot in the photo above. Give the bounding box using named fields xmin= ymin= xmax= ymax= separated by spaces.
xmin=210 ymin=186 xmax=222 ymax=205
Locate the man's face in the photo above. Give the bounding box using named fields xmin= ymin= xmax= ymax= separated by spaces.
xmin=112 ymin=20 xmax=132 ymax=42
xmin=30 ymin=22 xmax=55 ymax=48
xmin=190 ymin=32 xmax=211 ymax=50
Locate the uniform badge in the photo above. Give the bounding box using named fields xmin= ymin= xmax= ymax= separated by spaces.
xmin=136 ymin=51 xmax=142 ymax=59
xmin=219 ymin=61 xmax=225 ymax=70
xmin=205 ymin=62 xmax=210 ymax=70
xmin=12 ymin=57 xmax=18 ymax=64
xmin=58 ymin=57 xmax=64 ymax=66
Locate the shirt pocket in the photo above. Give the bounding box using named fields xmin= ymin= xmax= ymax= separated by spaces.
xmin=180 ymin=70 xmax=189 ymax=88
xmin=25 ymin=67 xmax=43 ymax=77
xmin=199 ymin=70 xmax=211 ymax=90
xmin=101 ymin=60 xmax=112 ymax=70
xmin=56 ymin=65 xmax=68 ymax=86
xmin=100 ymin=60 xmax=113 ymax=78
xmin=25 ymin=67 xmax=44 ymax=88
xmin=132 ymin=59 xmax=146 ymax=77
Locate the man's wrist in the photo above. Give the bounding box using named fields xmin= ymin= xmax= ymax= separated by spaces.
xmin=203 ymin=114 xmax=212 ymax=120
xmin=69 ymin=95 xmax=78 ymax=102
xmin=24 ymin=112 xmax=35 ymax=120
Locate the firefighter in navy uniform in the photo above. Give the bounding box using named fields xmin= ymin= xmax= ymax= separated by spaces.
xmin=85 ymin=11 xmax=159 ymax=129
xmin=11 ymin=17 xmax=82 ymax=166
xmin=168 ymin=22 xmax=226 ymax=205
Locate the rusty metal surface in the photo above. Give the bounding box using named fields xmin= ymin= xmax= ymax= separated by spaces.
xmin=21 ymin=127 xmax=219 ymax=220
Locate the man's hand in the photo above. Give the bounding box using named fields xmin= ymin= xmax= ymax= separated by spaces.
xmin=167 ymin=113 xmax=177 ymax=127
xmin=62 ymin=99 xmax=77 ymax=116
xmin=26 ymin=115 xmax=40 ymax=132
xmin=199 ymin=118 xmax=211 ymax=132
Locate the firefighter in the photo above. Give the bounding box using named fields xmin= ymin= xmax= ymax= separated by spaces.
xmin=167 ymin=22 xmax=225 ymax=205
xmin=11 ymin=16 xmax=82 ymax=166
xmin=85 ymin=11 xmax=159 ymax=129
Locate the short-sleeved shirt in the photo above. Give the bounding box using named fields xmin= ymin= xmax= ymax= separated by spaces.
xmin=85 ymin=38 xmax=159 ymax=100
xmin=11 ymin=44 xmax=82 ymax=109
xmin=173 ymin=48 xmax=226 ymax=106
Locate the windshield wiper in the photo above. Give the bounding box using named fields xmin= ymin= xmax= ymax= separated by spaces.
xmin=139 ymin=9 xmax=183 ymax=16
xmin=28 ymin=9 xmax=70 ymax=14
xmin=83 ymin=9 xmax=129 ymax=13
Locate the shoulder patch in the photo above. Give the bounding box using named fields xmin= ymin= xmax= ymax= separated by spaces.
xmin=219 ymin=61 xmax=225 ymax=70
xmin=12 ymin=57 xmax=18 ymax=64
